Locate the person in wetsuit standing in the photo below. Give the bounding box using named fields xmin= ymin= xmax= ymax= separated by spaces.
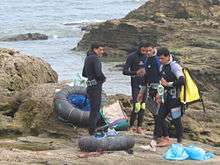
xmin=123 ymin=43 xmax=151 ymax=134
xmin=154 ymin=47 xmax=185 ymax=145
xmin=138 ymin=45 xmax=172 ymax=146
xmin=82 ymin=43 xmax=106 ymax=136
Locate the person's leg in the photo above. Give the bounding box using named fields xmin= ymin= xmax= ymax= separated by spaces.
xmin=143 ymin=90 xmax=163 ymax=150
xmin=87 ymin=86 xmax=102 ymax=135
xmin=148 ymin=106 xmax=165 ymax=151
xmin=151 ymin=89 xmax=169 ymax=139
xmin=137 ymin=109 xmax=144 ymax=126
xmin=173 ymin=117 xmax=183 ymax=143
xmin=155 ymin=103 xmax=172 ymax=147
xmin=137 ymin=109 xmax=144 ymax=134
xmin=137 ymin=88 xmax=149 ymax=134
xmin=169 ymin=98 xmax=183 ymax=143
xmin=129 ymin=111 xmax=137 ymax=129
xmin=153 ymin=104 xmax=168 ymax=140
xmin=161 ymin=120 xmax=169 ymax=137
xmin=129 ymin=81 xmax=140 ymax=130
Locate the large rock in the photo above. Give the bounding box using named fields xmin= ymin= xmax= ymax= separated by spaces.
xmin=0 ymin=48 xmax=58 ymax=91
xmin=76 ymin=0 xmax=220 ymax=54
xmin=0 ymin=33 xmax=48 ymax=42
xmin=76 ymin=0 xmax=220 ymax=92
xmin=125 ymin=0 xmax=219 ymax=20
xmin=76 ymin=20 xmax=161 ymax=57
xmin=11 ymin=83 xmax=59 ymax=134
xmin=0 ymin=82 xmax=86 ymax=138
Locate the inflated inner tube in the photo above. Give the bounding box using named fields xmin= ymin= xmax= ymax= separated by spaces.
xmin=78 ymin=135 xmax=135 ymax=152
xmin=54 ymin=85 xmax=106 ymax=127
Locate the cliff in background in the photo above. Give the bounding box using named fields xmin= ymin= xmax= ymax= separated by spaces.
xmin=76 ymin=0 xmax=220 ymax=93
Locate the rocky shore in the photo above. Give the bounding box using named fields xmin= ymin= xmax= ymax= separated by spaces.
xmin=0 ymin=46 xmax=219 ymax=164
xmin=0 ymin=0 xmax=220 ymax=164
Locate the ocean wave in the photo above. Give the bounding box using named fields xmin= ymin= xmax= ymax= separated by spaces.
xmin=47 ymin=30 xmax=83 ymax=39
xmin=63 ymin=19 xmax=105 ymax=26
xmin=52 ymin=35 xmax=58 ymax=39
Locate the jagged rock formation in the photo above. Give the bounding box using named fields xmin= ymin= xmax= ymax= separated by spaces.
xmin=0 ymin=48 xmax=58 ymax=92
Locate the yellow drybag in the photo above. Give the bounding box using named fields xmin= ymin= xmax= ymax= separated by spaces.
xmin=179 ymin=68 xmax=205 ymax=113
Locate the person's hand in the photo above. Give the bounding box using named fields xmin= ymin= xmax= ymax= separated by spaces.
xmin=160 ymin=77 xmax=169 ymax=87
xmin=137 ymin=93 xmax=144 ymax=102
xmin=136 ymin=68 xmax=145 ymax=77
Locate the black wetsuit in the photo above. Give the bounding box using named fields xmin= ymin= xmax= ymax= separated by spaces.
xmin=123 ymin=50 xmax=146 ymax=127
xmin=143 ymin=55 xmax=160 ymax=100
xmin=153 ymin=61 xmax=184 ymax=142
xmin=82 ymin=52 xmax=106 ymax=135
xmin=144 ymin=55 xmax=160 ymax=84
xmin=143 ymin=55 xmax=169 ymax=139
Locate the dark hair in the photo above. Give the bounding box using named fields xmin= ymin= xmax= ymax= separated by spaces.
xmin=157 ymin=47 xmax=170 ymax=57
xmin=138 ymin=42 xmax=155 ymax=49
xmin=91 ymin=43 xmax=104 ymax=51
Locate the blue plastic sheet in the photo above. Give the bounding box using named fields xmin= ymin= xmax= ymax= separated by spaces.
xmin=164 ymin=143 xmax=215 ymax=161
xmin=165 ymin=144 xmax=189 ymax=161
xmin=67 ymin=94 xmax=91 ymax=111
xmin=185 ymin=145 xmax=215 ymax=160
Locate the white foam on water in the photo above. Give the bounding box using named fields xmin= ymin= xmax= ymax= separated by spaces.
xmin=63 ymin=19 xmax=106 ymax=26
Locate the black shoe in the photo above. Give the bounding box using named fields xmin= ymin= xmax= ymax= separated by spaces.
xmin=177 ymin=137 xmax=182 ymax=143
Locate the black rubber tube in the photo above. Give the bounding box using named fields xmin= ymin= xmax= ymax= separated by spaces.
xmin=78 ymin=135 xmax=135 ymax=152
xmin=54 ymin=85 xmax=106 ymax=127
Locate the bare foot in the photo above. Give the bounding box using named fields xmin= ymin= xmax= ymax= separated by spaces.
xmin=157 ymin=137 xmax=172 ymax=147
xmin=136 ymin=127 xmax=145 ymax=135
xmin=128 ymin=126 xmax=137 ymax=133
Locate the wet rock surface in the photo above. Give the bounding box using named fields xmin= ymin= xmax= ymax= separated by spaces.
xmin=0 ymin=33 xmax=48 ymax=42
xmin=0 ymin=134 xmax=219 ymax=164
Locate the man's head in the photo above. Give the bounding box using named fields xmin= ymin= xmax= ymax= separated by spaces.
xmin=138 ymin=42 xmax=156 ymax=57
xmin=91 ymin=43 xmax=104 ymax=57
xmin=157 ymin=47 xmax=170 ymax=65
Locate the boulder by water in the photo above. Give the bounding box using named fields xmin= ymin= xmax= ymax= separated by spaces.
xmin=0 ymin=33 xmax=48 ymax=42
xmin=0 ymin=48 xmax=58 ymax=92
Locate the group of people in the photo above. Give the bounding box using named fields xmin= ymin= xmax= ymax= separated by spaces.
xmin=82 ymin=42 xmax=185 ymax=148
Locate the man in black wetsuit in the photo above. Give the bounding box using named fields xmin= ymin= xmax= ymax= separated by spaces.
xmin=140 ymin=48 xmax=185 ymax=151
xmin=137 ymin=45 xmax=171 ymax=147
xmin=82 ymin=43 xmax=106 ymax=135
xmin=138 ymin=44 xmax=160 ymax=104
xmin=123 ymin=43 xmax=152 ymax=134
xmin=152 ymin=47 xmax=185 ymax=148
